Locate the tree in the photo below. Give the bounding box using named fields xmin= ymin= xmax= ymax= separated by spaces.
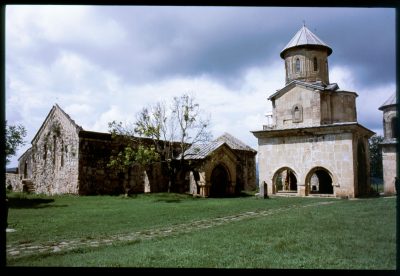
xmin=108 ymin=93 xmax=212 ymax=193
xmin=369 ymin=134 xmax=384 ymax=179
xmin=5 ymin=121 xmax=27 ymax=164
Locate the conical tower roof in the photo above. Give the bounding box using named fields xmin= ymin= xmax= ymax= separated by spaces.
xmin=280 ymin=25 xmax=333 ymax=58
xmin=379 ymin=92 xmax=396 ymax=110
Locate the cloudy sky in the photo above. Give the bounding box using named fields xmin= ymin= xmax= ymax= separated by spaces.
xmin=5 ymin=5 xmax=395 ymax=167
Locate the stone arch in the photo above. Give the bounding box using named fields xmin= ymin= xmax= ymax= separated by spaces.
xmin=292 ymin=104 xmax=303 ymax=123
xmin=209 ymin=163 xmax=232 ymax=197
xmin=305 ymin=167 xmax=336 ymax=195
xmin=295 ymin=58 xmax=300 ymax=73
xmin=313 ymin=56 xmax=318 ymax=71
xmin=272 ymin=167 xmax=298 ymax=193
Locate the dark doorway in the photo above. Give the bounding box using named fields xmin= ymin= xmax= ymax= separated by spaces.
xmin=312 ymin=169 xmax=333 ymax=194
xmin=210 ymin=165 xmax=229 ymax=197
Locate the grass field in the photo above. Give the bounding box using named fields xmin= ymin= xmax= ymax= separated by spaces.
xmin=5 ymin=191 xmax=397 ymax=269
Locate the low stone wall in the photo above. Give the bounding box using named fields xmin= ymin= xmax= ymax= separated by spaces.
xmin=5 ymin=173 xmax=22 ymax=192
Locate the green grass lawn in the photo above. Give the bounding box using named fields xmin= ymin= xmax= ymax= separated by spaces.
xmin=5 ymin=192 xmax=396 ymax=269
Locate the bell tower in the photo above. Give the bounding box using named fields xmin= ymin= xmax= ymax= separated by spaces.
xmin=280 ymin=24 xmax=332 ymax=85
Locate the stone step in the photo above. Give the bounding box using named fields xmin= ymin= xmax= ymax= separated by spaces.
xmin=22 ymin=179 xmax=35 ymax=193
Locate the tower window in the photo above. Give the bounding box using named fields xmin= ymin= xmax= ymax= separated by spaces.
xmin=391 ymin=117 xmax=398 ymax=139
xmin=313 ymin=57 xmax=318 ymax=71
xmin=295 ymin=58 xmax=300 ymax=73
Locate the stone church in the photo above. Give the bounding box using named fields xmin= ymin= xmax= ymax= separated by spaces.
xmin=252 ymin=25 xmax=375 ymax=198
xmin=12 ymin=104 xmax=256 ymax=196
xmin=379 ymin=92 xmax=397 ymax=195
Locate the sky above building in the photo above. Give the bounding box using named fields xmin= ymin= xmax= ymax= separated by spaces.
xmin=5 ymin=5 xmax=396 ymax=167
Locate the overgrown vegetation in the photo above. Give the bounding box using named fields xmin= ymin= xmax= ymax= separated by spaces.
xmin=5 ymin=121 xmax=27 ymax=164
xmin=107 ymin=93 xmax=211 ymax=193
xmin=6 ymin=192 xmax=396 ymax=269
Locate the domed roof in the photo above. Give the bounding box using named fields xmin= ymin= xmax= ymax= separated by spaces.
xmin=280 ymin=25 xmax=333 ymax=58
xmin=379 ymin=92 xmax=396 ymax=110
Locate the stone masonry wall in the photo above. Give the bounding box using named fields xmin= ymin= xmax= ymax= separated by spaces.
xmin=382 ymin=144 xmax=397 ymax=195
xmin=5 ymin=173 xmax=22 ymax=192
xmin=78 ymin=131 xmax=170 ymax=195
xmin=273 ymin=87 xmax=321 ymax=129
xmin=29 ymin=107 xmax=80 ymax=195
xmin=258 ymin=131 xmax=356 ymax=198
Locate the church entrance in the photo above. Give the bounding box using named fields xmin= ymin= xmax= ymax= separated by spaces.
xmin=307 ymin=167 xmax=333 ymax=195
xmin=274 ymin=167 xmax=298 ymax=193
xmin=210 ymin=165 xmax=229 ymax=197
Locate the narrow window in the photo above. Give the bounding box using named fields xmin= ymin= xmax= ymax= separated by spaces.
xmin=43 ymin=144 xmax=47 ymax=160
xmin=391 ymin=117 xmax=398 ymax=139
xmin=61 ymin=140 xmax=64 ymax=167
xmin=292 ymin=104 xmax=303 ymax=123
xmin=295 ymin=58 xmax=300 ymax=73
xmin=53 ymin=136 xmax=56 ymax=166
xmin=313 ymin=57 xmax=318 ymax=71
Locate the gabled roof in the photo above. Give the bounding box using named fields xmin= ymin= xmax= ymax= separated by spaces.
xmin=31 ymin=104 xmax=83 ymax=144
xmin=268 ymin=80 xmax=341 ymax=101
xmin=215 ymin=132 xmax=257 ymax=153
xmin=182 ymin=132 xmax=256 ymax=160
xmin=183 ymin=140 xmax=227 ymax=160
xmin=379 ymin=92 xmax=396 ymax=110
xmin=280 ymin=25 xmax=332 ymax=58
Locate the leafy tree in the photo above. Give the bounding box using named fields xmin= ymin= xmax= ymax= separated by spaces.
xmin=369 ymin=134 xmax=384 ymax=178
xmin=108 ymin=93 xmax=212 ymax=193
xmin=5 ymin=121 xmax=27 ymax=164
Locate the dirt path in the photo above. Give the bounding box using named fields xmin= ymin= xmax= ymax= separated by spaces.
xmin=6 ymin=201 xmax=335 ymax=258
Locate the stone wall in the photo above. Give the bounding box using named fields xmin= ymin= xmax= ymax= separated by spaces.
xmin=273 ymin=87 xmax=357 ymax=130
xmin=234 ymin=150 xmax=257 ymax=192
xmin=273 ymin=86 xmax=320 ymax=129
xmin=5 ymin=173 xmax=22 ymax=192
xmin=382 ymin=143 xmax=397 ymax=195
xmin=283 ymin=48 xmax=329 ymax=84
xmin=19 ymin=106 xmax=81 ymax=195
xmin=78 ymin=131 xmax=171 ymax=195
xmin=256 ymin=126 xmax=372 ymax=198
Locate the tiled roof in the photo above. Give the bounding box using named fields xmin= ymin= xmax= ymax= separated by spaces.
xmin=215 ymin=132 xmax=257 ymax=152
xmin=280 ymin=25 xmax=332 ymax=58
xmin=182 ymin=132 xmax=256 ymax=160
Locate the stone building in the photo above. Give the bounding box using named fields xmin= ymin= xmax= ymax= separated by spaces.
xmin=183 ymin=133 xmax=257 ymax=197
xmin=379 ymin=92 xmax=397 ymax=195
xmin=13 ymin=104 xmax=256 ymax=196
xmin=252 ymin=25 xmax=375 ymax=198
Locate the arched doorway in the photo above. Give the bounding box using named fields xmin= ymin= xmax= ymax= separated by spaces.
xmin=308 ymin=168 xmax=333 ymax=194
xmin=210 ymin=164 xmax=229 ymax=197
xmin=273 ymin=167 xmax=298 ymax=193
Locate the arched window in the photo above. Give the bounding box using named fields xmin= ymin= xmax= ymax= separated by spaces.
xmin=391 ymin=117 xmax=398 ymax=139
xmin=313 ymin=57 xmax=318 ymax=71
xmin=295 ymin=58 xmax=300 ymax=73
xmin=292 ymin=104 xmax=303 ymax=123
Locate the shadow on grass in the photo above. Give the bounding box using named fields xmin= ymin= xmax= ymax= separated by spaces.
xmin=7 ymin=197 xmax=67 ymax=209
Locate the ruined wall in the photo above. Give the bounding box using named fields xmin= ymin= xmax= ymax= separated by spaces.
xmin=27 ymin=107 xmax=80 ymax=195
xmin=78 ymin=131 xmax=170 ymax=195
xmin=233 ymin=150 xmax=257 ymax=192
xmin=5 ymin=173 xmax=22 ymax=192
